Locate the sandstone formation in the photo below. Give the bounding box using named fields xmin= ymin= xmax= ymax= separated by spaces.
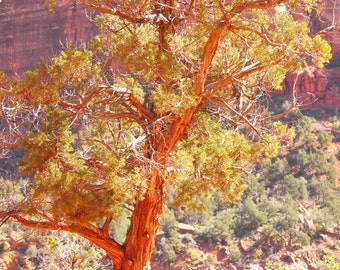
xmin=281 ymin=0 xmax=340 ymax=108
xmin=282 ymin=66 xmax=340 ymax=107
xmin=0 ymin=0 xmax=95 ymax=75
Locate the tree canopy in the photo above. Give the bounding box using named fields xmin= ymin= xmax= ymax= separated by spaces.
xmin=0 ymin=0 xmax=331 ymax=269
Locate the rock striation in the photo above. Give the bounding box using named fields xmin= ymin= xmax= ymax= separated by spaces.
xmin=0 ymin=0 xmax=96 ymax=75
xmin=282 ymin=66 xmax=340 ymax=107
xmin=281 ymin=0 xmax=340 ymax=108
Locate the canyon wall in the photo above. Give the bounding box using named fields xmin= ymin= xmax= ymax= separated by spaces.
xmin=0 ymin=0 xmax=95 ymax=75
xmin=281 ymin=0 xmax=340 ymax=107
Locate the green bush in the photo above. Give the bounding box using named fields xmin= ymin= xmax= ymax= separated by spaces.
xmin=25 ymin=244 xmax=38 ymax=257
xmin=321 ymin=253 xmax=340 ymax=270
xmin=229 ymin=243 xmax=241 ymax=262
xmin=317 ymin=131 xmax=332 ymax=148
xmin=234 ymin=197 xmax=268 ymax=236
xmin=282 ymin=174 xmax=309 ymax=200
xmin=200 ymin=209 xmax=234 ymax=243
xmin=185 ymin=246 xmax=201 ymax=260
xmin=162 ymin=243 xmax=177 ymax=264
xmin=295 ymin=231 xmax=311 ymax=246
xmin=205 ymin=254 xmax=216 ymax=267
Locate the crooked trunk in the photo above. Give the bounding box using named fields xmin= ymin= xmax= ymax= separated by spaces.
xmin=119 ymin=169 xmax=166 ymax=269
xmin=109 ymin=109 xmax=197 ymax=269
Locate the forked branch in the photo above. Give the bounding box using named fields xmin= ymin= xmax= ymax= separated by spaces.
xmin=210 ymin=95 xmax=262 ymax=137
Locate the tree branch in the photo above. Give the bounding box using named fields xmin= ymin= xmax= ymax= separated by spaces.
xmin=128 ymin=94 xmax=155 ymax=122
xmin=210 ymin=95 xmax=263 ymax=137
xmin=258 ymin=101 xmax=298 ymax=122
xmin=1 ymin=210 xmax=124 ymax=265
xmin=102 ymin=214 xmax=112 ymax=236
xmin=79 ymin=0 xmax=148 ymax=23
xmin=231 ymin=0 xmax=289 ymax=14
xmin=194 ymin=18 xmax=232 ymax=95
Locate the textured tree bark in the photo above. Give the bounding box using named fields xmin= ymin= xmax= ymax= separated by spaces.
xmin=121 ymin=169 xmax=165 ymax=270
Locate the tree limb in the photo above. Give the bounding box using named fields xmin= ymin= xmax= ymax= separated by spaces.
xmin=79 ymin=0 xmax=148 ymax=23
xmin=194 ymin=18 xmax=232 ymax=95
xmin=1 ymin=210 xmax=124 ymax=265
xmin=102 ymin=214 xmax=112 ymax=236
xmin=210 ymin=95 xmax=263 ymax=137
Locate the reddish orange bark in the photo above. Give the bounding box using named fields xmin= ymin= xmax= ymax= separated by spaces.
xmin=119 ymin=170 xmax=165 ymax=269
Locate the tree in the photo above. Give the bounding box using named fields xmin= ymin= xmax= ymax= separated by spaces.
xmin=0 ymin=0 xmax=331 ymax=269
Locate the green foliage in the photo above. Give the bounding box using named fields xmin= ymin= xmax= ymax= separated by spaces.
xmin=254 ymin=248 xmax=264 ymax=259
xmin=161 ymin=244 xmax=177 ymax=265
xmin=155 ymin=207 xmax=181 ymax=265
xmin=155 ymin=111 xmax=339 ymax=267
xmin=109 ymin=209 xmax=130 ymax=244
xmin=321 ymin=254 xmax=340 ymax=270
xmin=200 ymin=209 xmax=234 ymax=243
xmin=160 ymin=207 xmax=179 ymax=238
xmin=322 ymin=195 xmax=340 ymax=226
xmin=0 ymin=241 xmax=10 ymax=253
xmin=185 ymin=246 xmax=201 ymax=260
xmin=37 ymin=231 xmax=111 ymax=269
xmin=282 ymin=174 xmax=309 ymax=200
xmin=228 ymin=242 xmax=241 ymax=262
xmin=261 ymin=157 xmax=290 ymax=186
xmin=294 ymin=116 xmax=314 ymax=142
xmin=25 ymin=245 xmax=38 ymax=257
xmin=276 ymin=195 xmax=299 ymax=231
xmin=318 ymin=131 xmax=333 ymax=148
xmin=297 ymin=149 xmax=333 ymax=180
xmin=235 ymin=197 xmax=268 ymax=236
xmin=17 ymin=107 xmax=135 ymax=223
xmin=265 ymin=260 xmax=290 ymax=270
xmin=169 ymin=112 xmax=280 ymax=209
xmin=295 ymin=231 xmax=311 ymax=246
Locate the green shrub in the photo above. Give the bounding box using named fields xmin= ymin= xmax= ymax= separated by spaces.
xmin=185 ymin=247 xmax=201 ymax=260
xmin=317 ymin=131 xmax=332 ymax=148
xmin=25 ymin=244 xmax=38 ymax=257
xmin=282 ymin=174 xmax=309 ymax=200
xmin=229 ymin=243 xmax=241 ymax=262
xmin=162 ymin=244 xmax=177 ymax=264
xmin=205 ymin=254 xmax=216 ymax=267
xmin=321 ymin=253 xmax=340 ymax=270
xmin=200 ymin=209 xmax=234 ymax=243
xmin=265 ymin=260 xmax=290 ymax=270
xmin=234 ymin=197 xmax=268 ymax=236
xmin=295 ymin=231 xmax=310 ymax=246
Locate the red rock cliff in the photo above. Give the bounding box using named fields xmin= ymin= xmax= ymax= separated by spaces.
xmin=0 ymin=0 xmax=95 ymax=75
xmin=280 ymin=0 xmax=340 ymax=108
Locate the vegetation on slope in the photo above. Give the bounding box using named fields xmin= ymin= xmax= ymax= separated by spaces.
xmin=1 ymin=103 xmax=339 ymax=269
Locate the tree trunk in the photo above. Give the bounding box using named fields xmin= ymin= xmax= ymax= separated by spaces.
xmin=119 ymin=169 xmax=166 ymax=270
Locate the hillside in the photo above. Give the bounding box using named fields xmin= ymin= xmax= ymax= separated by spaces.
xmin=1 ymin=104 xmax=339 ymax=269
xmin=149 ymin=103 xmax=340 ymax=270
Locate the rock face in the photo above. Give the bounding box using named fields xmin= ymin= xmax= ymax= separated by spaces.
xmin=282 ymin=66 xmax=340 ymax=108
xmin=0 ymin=0 xmax=95 ymax=75
xmin=281 ymin=0 xmax=340 ymax=108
